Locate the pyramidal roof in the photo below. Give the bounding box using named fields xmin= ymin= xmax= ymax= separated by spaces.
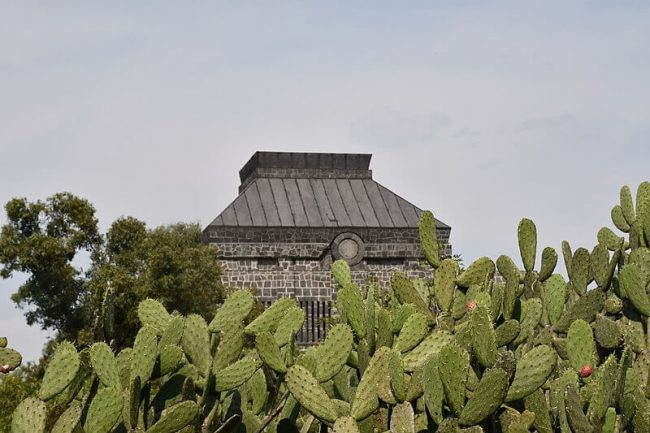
xmin=207 ymin=152 xmax=449 ymax=229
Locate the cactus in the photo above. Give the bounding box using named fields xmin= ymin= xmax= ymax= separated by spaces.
xmin=469 ymin=304 xmax=497 ymax=368
xmin=137 ymin=298 xmax=171 ymax=335
xmin=333 ymin=416 xmax=360 ymax=433
xmin=146 ymin=400 xmax=199 ymax=433
xmin=315 ymin=324 xmax=353 ymax=382
xmin=38 ymin=341 xmax=80 ymax=400
xmin=539 ymin=246 xmax=558 ymax=281
xmin=513 ymin=297 xmax=542 ymax=345
xmin=394 ymin=312 xmax=428 ymax=353
xmin=390 ymin=401 xmax=415 ymax=433
xmin=131 ymin=324 xmax=160 ymax=384
xmin=422 ymin=355 xmax=444 ymax=424
xmin=286 ymin=365 xmax=337 ymax=423
xmin=437 ymin=343 xmax=469 ymax=415
xmin=402 ymin=330 xmax=453 ymax=372
xmin=567 ymin=319 xmax=597 ymax=374
xmin=11 ymin=180 xmax=650 ymax=433
xmin=518 ymin=218 xmax=537 ymax=273
xmin=332 ymin=259 xmax=353 ymax=289
xmin=505 ymin=345 xmax=557 ymax=401
xmin=215 ymin=356 xmax=260 ymax=392
xmin=391 ymin=272 xmax=431 ymax=318
xmin=255 ymin=331 xmax=287 ymax=373
xmin=274 ymin=305 xmax=305 ymax=347
xmin=523 ymin=388 xmax=553 ymax=433
xmin=593 ymin=314 xmax=622 ymax=349
xmin=0 ymin=346 xmax=21 ymax=371
xmin=337 ymin=285 xmax=366 ymax=338
xmin=433 ymin=258 xmax=458 ymax=312
xmin=244 ymin=296 xmax=296 ymax=335
xmin=51 ymin=401 xmax=82 ymax=433
xmin=209 ymin=288 xmax=255 ymax=332
xmin=89 ymin=342 xmax=121 ymax=388
xmin=619 ymin=263 xmax=650 ymax=316
xmin=459 ymin=367 xmax=509 ymax=426
xmin=419 ymin=210 xmax=441 ymax=269
xmin=84 ymin=386 xmax=123 ymax=433
xmin=457 ymin=256 xmax=495 ymax=287
xmin=494 ymin=319 xmax=520 ymax=347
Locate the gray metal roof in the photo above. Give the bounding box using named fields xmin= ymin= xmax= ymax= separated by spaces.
xmin=208 ymin=177 xmax=450 ymax=229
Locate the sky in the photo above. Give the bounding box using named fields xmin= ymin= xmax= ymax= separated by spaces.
xmin=1 ymin=1 xmax=649 ymax=362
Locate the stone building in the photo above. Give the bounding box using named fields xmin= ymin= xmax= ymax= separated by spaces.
xmin=203 ymin=151 xmax=451 ymax=342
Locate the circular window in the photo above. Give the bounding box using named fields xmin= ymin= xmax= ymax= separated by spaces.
xmin=332 ymin=232 xmax=365 ymax=265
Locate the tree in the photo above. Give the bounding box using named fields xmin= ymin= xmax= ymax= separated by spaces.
xmin=83 ymin=218 xmax=223 ymax=347
xmin=0 ymin=193 xmax=224 ymax=347
xmin=0 ymin=193 xmax=101 ymax=339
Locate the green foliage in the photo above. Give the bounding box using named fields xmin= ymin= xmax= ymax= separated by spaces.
xmin=6 ymin=181 xmax=650 ymax=433
xmin=0 ymin=193 xmax=224 ymax=347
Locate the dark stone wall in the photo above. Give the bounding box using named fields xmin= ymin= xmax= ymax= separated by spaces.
xmin=219 ymin=256 xmax=434 ymax=303
xmin=206 ymin=226 xmax=451 ymax=245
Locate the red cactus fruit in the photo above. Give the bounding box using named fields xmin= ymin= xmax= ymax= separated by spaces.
xmin=579 ymin=364 xmax=593 ymax=378
xmin=0 ymin=364 xmax=12 ymax=374
xmin=467 ymin=300 xmax=477 ymax=313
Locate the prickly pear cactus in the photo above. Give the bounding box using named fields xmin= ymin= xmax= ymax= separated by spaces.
xmin=11 ymin=180 xmax=650 ymax=433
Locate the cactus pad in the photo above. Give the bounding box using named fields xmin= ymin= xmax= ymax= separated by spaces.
xmin=215 ymin=357 xmax=260 ymax=392
xmin=146 ymin=400 xmax=199 ymax=433
xmin=518 ymin=218 xmax=537 ymax=272
xmin=89 ymin=342 xmax=120 ymax=389
xmin=286 ymin=365 xmax=337 ymax=423
xmin=84 ymin=386 xmax=123 ymax=433
xmin=469 ymin=304 xmax=497 ymax=368
xmin=543 ymin=274 xmax=566 ymax=326
xmin=495 ymin=319 xmax=520 ymax=347
xmin=51 ymin=401 xmax=82 ymax=433
xmin=11 ymin=397 xmax=47 ymax=433
xmin=131 ymin=324 xmax=159 ymax=384
xmin=332 ymin=259 xmax=353 ymax=289
xmin=433 ymin=258 xmax=459 ymax=312
xmin=39 ymin=341 xmax=80 ymax=400
xmin=209 ymin=289 xmax=255 ymax=332
xmin=505 ymin=345 xmax=556 ymax=401
xmin=390 ymin=401 xmax=416 ymax=433
xmin=402 ymin=330 xmax=453 ymax=371
xmin=214 ymin=325 xmax=245 ymax=371
xmin=619 ymin=263 xmax=650 ymax=316
xmin=459 ymin=367 xmax=509 ymax=426
xmin=457 ymin=257 xmax=495 ymax=287
xmin=395 ymin=312 xmax=428 ymax=353
xmin=438 ymin=343 xmax=469 ymax=415
xmin=567 ymin=319 xmax=596 ymax=374
xmin=255 ymin=331 xmax=287 ymax=374
xmin=539 ymin=246 xmax=558 ymax=281
xmin=180 ymin=314 xmax=211 ymax=376
xmin=337 ymin=286 xmax=366 ymax=338
xmin=333 ymin=416 xmax=360 ymax=433
xmin=274 ymin=305 xmax=305 ymax=347
xmin=137 ymin=298 xmax=171 ymax=335
xmin=419 ymin=210 xmax=441 ymax=269
xmin=0 ymin=346 xmax=22 ymax=370
xmin=391 ymin=272 xmax=431 ymax=318
xmin=245 ymin=297 xmax=296 ymax=335
xmin=315 ymin=324 xmax=353 ymax=382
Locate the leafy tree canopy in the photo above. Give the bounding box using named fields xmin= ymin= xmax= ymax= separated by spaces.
xmin=0 ymin=193 xmax=224 ymax=348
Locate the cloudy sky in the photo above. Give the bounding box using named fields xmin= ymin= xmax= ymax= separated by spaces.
xmin=2 ymin=1 xmax=649 ymax=361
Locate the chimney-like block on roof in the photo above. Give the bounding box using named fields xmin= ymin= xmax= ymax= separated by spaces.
xmin=239 ymin=151 xmax=372 ymax=191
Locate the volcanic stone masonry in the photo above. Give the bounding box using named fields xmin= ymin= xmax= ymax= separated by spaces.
xmin=202 ymin=151 xmax=452 ymax=305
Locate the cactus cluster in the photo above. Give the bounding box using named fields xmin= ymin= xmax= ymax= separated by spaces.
xmin=9 ymin=181 xmax=650 ymax=432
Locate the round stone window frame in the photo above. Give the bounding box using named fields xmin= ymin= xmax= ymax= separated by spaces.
xmin=331 ymin=232 xmax=365 ymax=265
